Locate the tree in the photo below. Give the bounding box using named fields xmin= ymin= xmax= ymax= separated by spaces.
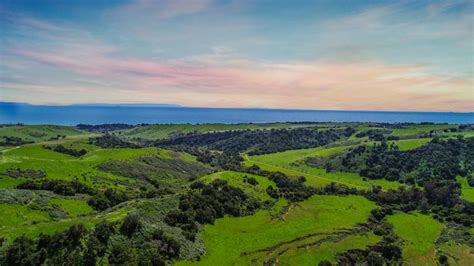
xmin=5 ymin=235 xmax=44 ymax=266
xmin=108 ymin=237 xmax=137 ymax=265
xmin=120 ymin=213 xmax=142 ymax=238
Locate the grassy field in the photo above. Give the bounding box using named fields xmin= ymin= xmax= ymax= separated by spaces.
xmin=49 ymin=198 xmax=94 ymax=217
xmin=456 ymin=176 xmax=474 ymax=202
xmin=0 ymin=125 xmax=86 ymax=142
xmin=390 ymin=124 xmax=453 ymax=137
xmin=177 ymin=195 xmax=378 ymax=265
xmin=0 ymin=202 xmax=129 ymax=241
xmin=438 ymin=242 xmax=474 ymax=265
xmin=390 ymin=138 xmax=432 ymax=150
xmin=387 ymin=212 xmax=444 ymax=265
xmin=0 ymin=138 xmax=199 ymax=190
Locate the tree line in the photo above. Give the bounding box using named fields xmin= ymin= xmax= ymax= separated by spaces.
xmin=155 ymin=127 xmax=355 ymax=155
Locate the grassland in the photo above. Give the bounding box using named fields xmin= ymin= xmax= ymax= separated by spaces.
xmin=387 ymin=212 xmax=444 ymax=265
xmin=390 ymin=124 xmax=453 ymax=137
xmin=390 ymin=138 xmax=432 ymax=150
xmin=177 ymin=195 xmax=378 ymax=265
xmin=0 ymin=202 xmax=129 ymax=241
xmin=456 ymin=176 xmax=474 ymax=202
xmin=49 ymin=198 xmax=94 ymax=217
xmin=0 ymin=125 xmax=86 ymax=142
xmin=0 ymin=137 xmax=199 ymax=190
xmin=438 ymin=242 xmax=474 ymax=265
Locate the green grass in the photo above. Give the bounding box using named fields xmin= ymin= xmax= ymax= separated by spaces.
xmin=248 ymin=145 xmax=348 ymax=165
xmin=387 ymin=212 xmax=443 ymax=265
xmin=0 ymin=141 xmax=198 ymax=190
xmin=438 ymin=242 xmax=474 ymax=266
xmin=0 ymin=176 xmax=24 ymax=188
xmin=390 ymin=125 xmax=453 ymax=137
xmin=49 ymin=198 xmax=94 ymax=217
xmin=390 ymin=138 xmax=432 ymax=151
xmin=456 ymin=176 xmax=474 ymax=202
xmin=177 ymin=195 xmax=377 ymax=265
xmin=200 ymin=171 xmax=276 ymax=201
xmin=277 ymin=233 xmax=381 ymax=265
xmin=0 ymin=201 xmax=129 ymax=242
xmin=0 ymin=203 xmax=51 ymax=228
xmin=0 ymin=125 xmax=85 ymax=142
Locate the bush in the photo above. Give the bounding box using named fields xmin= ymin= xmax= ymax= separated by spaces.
xmin=120 ymin=213 xmax=142 ymax=238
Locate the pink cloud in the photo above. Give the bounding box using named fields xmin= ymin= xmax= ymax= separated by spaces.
xmin=8 ymin=44 xmax=473 ymax=112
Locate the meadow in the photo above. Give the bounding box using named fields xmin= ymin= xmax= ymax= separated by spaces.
xmin=177 ymin=195 xmax=378 ymax=265
xmin=387 ymin=212 xmax=443 ymax=265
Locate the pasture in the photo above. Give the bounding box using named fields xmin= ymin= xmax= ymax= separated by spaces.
xmin=387 ymin=212 xmax=444 ymax=265
xmin=177 ymin=195 xmax=377 ymax=265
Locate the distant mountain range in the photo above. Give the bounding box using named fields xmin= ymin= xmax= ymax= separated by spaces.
xmin=0 ymin=102 xmax=182 ymax=108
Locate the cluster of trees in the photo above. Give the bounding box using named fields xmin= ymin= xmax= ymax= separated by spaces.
xmin=335 ymin=234 xmax=402 ymax=265
xmin=1 ymin=215 xmax=180 ymax=266
xmin=0 ymin=136 xmax=33 ymax=146
xmin=165 ymin=179 xmax=261 ymax=240
xmin=47 ymin=135 xmax=66 ymax=141
xmin=160 ymin=145 xmax=245 ymax=170
xmin=245 ymin=165 xmax=316 ymax=202
xmin=326 ymin=137 xmax=473 ymax=185
xmin=355 ymin=129 xmax=394 ymax=141
xmin=15 ymin=178 xmax=137 ymax=211
xmin=88 ymin=134 xmax=140 ymax=148
xmin=3 ymin=168 xmax=46 ymax=179
xmin=43 ymin=145 xmax=87 ymax=157
xmin=243 ymin=176 xmax=258 ymax=186
xmin=157 ymin=127 xmax=352 ymax=155
xmin=87 ymin=189 xmax=129 ymax=211
xmin=17 ymin=179 xmax=95 ymax=196
xmin=467 ymin=176 xmax=474 ymax=187
xmin=77 ymin=124 xmax=139 ymax=133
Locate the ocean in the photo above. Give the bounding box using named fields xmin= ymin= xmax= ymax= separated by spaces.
xmin=0 ymin=103 xmax=472 ymax=125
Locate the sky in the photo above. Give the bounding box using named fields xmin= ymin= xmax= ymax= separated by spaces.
xmin=0 ymin=0 xmax=472 ymax=112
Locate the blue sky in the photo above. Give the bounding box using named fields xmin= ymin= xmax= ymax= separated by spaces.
xmin=0 ymin=0 xmax=472 ymax=111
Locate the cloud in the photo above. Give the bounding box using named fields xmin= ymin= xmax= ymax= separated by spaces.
xmin=107 ymin=0 xmax=214 ymax=19
xmin=7 ymin=40 xmax=473 ymax=112
xmin=2 ymin=5 xmax=472 ymax=112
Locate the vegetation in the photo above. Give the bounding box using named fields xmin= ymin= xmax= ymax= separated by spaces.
xmin=0 ymin=125 xmax=85 ymax=143
xmin=0 ymin=122 xmax=473 ymax=265
xmin=156 ymin=127 xmax=353 ymax=155
xmin=387 ymin=212 xmax=443 ymax=264
xmin=43 ymin=145 xmax=87 ymax=157
xmin=88 ymin=134 xmax=140 ymax=148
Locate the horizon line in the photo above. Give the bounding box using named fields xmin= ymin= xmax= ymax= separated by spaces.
xmin=1 ymin=101 xmax=473 ymax=114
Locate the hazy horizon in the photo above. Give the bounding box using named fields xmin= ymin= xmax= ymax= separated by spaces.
xmin=1 ymin=0 xmax=473 ymax=112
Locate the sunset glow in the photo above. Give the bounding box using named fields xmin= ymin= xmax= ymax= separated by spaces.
xmin=1 ymin=0 xmax=472 ymax=111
